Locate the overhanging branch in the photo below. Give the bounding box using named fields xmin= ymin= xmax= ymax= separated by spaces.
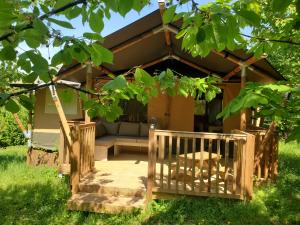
xmin=0 ymin=0 xmax=87 ymax=41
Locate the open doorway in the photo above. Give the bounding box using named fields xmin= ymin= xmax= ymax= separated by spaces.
xmin=194 ymin=92 xmax=223 ymax=133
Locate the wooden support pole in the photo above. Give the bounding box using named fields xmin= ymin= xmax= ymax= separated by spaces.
xmin=70 ymin=123 xmax=80 ymax=194
xmin=85 ymin=62 xmax=93 ymax=123
xmin=146 ymin=129 xmax=156 ymax=204
xmin=240 ymin=67 xmax=247 ymax=131
xmin=49 ymin=85 xmax=72 ymax=146
xmin=158 ymin=1 xmax=172 ymax=47
xmin=13 ymin=113 xmax=27 ymax=134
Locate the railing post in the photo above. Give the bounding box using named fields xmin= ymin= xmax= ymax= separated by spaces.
xmin=243 ymin=132 xmax=255 ymax=200
xmin=70 ymin=122 xmax=81 ymax=194
xmin=146 ymin=128 xmax=155 ymax=204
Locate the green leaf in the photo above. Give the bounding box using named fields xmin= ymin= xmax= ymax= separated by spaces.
xmin=196 ymin=28 xmax=206 ymax=43
xmin=236 ymin=9 xmax=260 ymax=26
xmin=134 ymin=68 xmax=155 ymax=86
xmin=0 ymin=46 xmax=17 ymax=61
xmin=69 ymin=44 xmax=89 ymax=63
xmin=83 ymin=32 xmax=104 ymax=41
xmin=66 ymin=6 xmax=82 ymax=19
xmin=19 ymin=95 xmax=34 ymax=110
xmin=51 ymin=51 xmax=64 ymax=66
xmin=90 ymin=44 xmax=113 ymax=65
xmin=17 ymin=58 xmax=31 ymax=73
xmin=47 ymin=18 xmax=74 ymax=29
xmin=89 ymin=10 xmax=104 ymax=33
xmin=272 ymin=0 xmax=293 ymax=12
xmin=118 ymin=0 xmax=134 ymax=17
xmin=5 ymin=99 xmax=19 ymax=113
xmin=23 ymin=72 xmax=38 ymax=83
xmin=163 ymin=5 xmax=176 ymax=24
xmin=54 ymin=0 xmax=73 ymax=9
xmin=0 ymin=93 xmax=10 ymax=106
xmin=103 ymin=75 xmax=127 ymax=91
xmin=22 ymin=29 xmax=44 ymax=48
xmin=33 ymin=19 xmax=49 ymax=35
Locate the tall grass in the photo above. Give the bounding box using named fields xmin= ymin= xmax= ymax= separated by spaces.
xmin=0 ymin=142 xmax=299 ymax=225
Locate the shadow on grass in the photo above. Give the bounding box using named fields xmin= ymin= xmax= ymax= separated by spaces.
xmin=0 ymin=181 xmax=69 ymax=225
xmin=0 ymin=154 xmax=26 ymax=170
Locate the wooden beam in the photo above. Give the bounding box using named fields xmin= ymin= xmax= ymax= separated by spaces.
xmin=49 ymin=85 xmax=72 ymax=146
xmin=85 ymin=62 xmax=93 ymax=123
xmin=171 ymin=55 xmax=212 ymax=75
xmin=13 ymin=113 xmax=27 ymax=134
xmin=94 ymin=65 xmax=114 ymax=75
xmin=53 ymin=64 xmax=86 ymax=82
xmin=240 ymin=67 xmax=247 ymax=131
xmin=158 ymin=1 xmax=172 ymax=47
xmin=111 ymin=25 xmax=164 ymax=54
xmin=213 ymin=51 xmax=276 ymax=82
xmin=223 ymin=56 xmax=259 ymax=81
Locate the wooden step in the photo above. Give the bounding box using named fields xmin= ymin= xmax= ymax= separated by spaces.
xmin=78 ymin=182 xmax=146 ymax=197
xmin=67 ymin=193 xmax=145 ymax=214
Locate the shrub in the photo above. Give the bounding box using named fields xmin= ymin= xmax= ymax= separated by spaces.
xmin=0 ymin=108 xmax=27 ymax=147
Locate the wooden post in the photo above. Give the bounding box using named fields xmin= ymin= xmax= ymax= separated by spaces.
xmin=85 ymin=62 xmax=93 ymax=123
xmin=13 ymin=113 xmax=27 ymax=134
xmin=70 ymin=123 xmax=81 ymax=194
xmin=244 ymin=132 xmax=255 ymax=200
xmin=146 ymin=128 xmax=156 ymax=203
xmin=240 ymin=66 xmax=247 ymax=131
xmin=49 ymin=85 xmax=72 ymax=146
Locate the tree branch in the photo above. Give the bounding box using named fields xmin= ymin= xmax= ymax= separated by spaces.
xmin=0 ymin=0 xmax=87 ymax=41
xmin=241 ymin=33 xmax=300 ymax=46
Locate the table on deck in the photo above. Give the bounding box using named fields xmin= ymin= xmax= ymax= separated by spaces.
xmin=170 ymin=151 xmax=223 ymax=181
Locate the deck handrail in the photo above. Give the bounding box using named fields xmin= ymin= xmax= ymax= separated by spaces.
xmin=147 ymin=129 xmax=255 ymax=202
xmin=246 ymin=122 xmax=278 ymax=180
xmin=60 ymin=121 xmax=96 ymax=194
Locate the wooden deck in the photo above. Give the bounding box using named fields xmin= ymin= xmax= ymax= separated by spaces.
xmin=67 ymin=152 xmax=237 ymax=213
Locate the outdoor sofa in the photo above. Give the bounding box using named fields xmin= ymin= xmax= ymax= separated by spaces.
xmin=94 ymin=121 xmax=150 ymax=160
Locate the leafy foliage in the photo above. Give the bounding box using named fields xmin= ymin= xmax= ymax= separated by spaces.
xmin=83 ymin=69 xmax=221 ymax=122
xmin=0 ymin=0 xmax=299 ymax=141
xmin=218 ymin=82 xmax=300 ymax=142
xmin=0 ymin=108 xmax=27 ymax=147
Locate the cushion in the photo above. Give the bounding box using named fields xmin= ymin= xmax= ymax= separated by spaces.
xmin=95 ymin=122 xmax=106 ymax=138
xmin=102 ymin=121 xmax=120 ymax=135
xmin=140 ymin=123 xmax=150 ymax=137
xmin=95 ymin=136 xmax=117 ymax=146
xmin=118 ymin=122 xmax=139 ymax=136
xmin=117 ymin=136 xmax=138 ymax=143
xmin=136 ymin=137 xmax=149 ymax=145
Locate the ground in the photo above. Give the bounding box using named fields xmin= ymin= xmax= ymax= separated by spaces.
xmin=0 ymin=143 xmax=299 ymax=225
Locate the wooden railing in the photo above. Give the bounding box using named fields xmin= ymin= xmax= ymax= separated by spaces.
xmin=246 ymin=123 xmax=278 ymax=181
xmin=147 ymin=129 xmax=255 ymax=202
xmin=59 ymin=121 xmax=95 ymax=193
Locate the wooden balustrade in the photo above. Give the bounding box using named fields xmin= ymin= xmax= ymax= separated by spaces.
xmin=59 ymin=121 xmax=96 ymax=194
xmin=147 ymin=129 xmax=255 ymax=202
xmin=246 ymin=123 xmax=278 ymax=181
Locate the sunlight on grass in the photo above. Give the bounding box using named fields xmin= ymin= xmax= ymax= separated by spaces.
xmin=0 ymin=142 xmax=299 ymax=225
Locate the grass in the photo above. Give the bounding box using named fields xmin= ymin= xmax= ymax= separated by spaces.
xmin=0 ymin=142 xmax=299 ymax=225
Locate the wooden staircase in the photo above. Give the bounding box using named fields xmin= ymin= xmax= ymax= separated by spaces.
xmin=67 ymin=170 xmax=147 ymax=214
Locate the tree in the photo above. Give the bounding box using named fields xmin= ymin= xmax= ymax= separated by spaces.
xmin=0 ymin=0 xmax=299 ymax=140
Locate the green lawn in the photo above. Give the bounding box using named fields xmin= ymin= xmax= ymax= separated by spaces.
xmin=0 ymin=143 xmax=299 ymax=225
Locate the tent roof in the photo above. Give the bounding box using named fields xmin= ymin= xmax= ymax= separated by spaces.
xmin=59 ymin=10 xmax=284 ymax=83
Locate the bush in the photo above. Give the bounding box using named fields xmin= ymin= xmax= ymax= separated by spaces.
xmin=0 ymin=108 xmax=27 ymax=147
